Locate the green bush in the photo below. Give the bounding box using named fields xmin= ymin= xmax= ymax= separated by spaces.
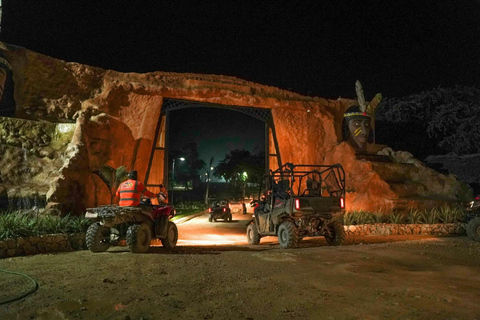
xmin=0 ymin=211 xmax=92 ymax=240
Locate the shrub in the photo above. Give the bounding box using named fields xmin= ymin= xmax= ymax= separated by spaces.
xmin=436 ymin=205 xmax=464 ymax=224
xmin=406 ymin=208 xmax=424 ymax=224
xmin=0 ymin=211 xmax=92 ymax=240
xmin=387 ymin=211 xmax=406 ymax=224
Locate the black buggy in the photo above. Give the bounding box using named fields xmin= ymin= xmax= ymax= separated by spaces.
xmin=246 ymin=163 xmax=346 ymax=248
xmin=208 ymin=198 xmax=232 ymax=222
xmin=466 ymin=195 xmax=480 ymax=242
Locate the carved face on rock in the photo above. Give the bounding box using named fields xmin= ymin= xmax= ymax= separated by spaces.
xmin=343 ymin=105 xmax=372 ymax=152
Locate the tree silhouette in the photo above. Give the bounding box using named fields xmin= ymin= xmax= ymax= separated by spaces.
xmin=214 ymin=149 xmax=264 ymax=184
xmin=376 ymin=86 xmax=480 ymax=156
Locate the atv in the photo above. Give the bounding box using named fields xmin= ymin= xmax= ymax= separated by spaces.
xmin=246 ymin=163 xmax=346 ymax=249
xmin=466 ymin=194 xmax=480 ymax=242
xmin=85 ymin=195 xmax=178 ymax=253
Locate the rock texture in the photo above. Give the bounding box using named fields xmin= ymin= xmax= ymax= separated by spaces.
xmin=0 ymin=42 xmax=471 ymax=213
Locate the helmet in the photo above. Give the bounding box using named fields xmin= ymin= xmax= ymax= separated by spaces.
xmin=128 ymin=170 xmax=138 ymax=180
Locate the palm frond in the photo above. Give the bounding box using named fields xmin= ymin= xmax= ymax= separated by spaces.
xmin=93 ymin=165 xmax=116 ymax=190
xmin=113 ymin=166 xmax=129 ymax=189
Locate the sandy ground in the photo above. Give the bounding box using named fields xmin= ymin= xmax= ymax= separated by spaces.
xmin=1 ymin=212 xmax=480 ymax=320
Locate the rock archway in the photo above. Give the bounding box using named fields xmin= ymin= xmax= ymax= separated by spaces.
xmin=0 ymin=42 xmax=470 ymax=214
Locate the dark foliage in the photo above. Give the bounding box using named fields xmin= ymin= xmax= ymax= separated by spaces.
xmin=171 ymin=143 xmax=206 ymax=190
xmin=214 ymin=149 xmax=265 ymax=184
xmin=376 ymin=86 xmax=480 ymax=157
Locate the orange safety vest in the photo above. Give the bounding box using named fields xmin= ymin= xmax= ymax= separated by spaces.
xmin=116 ymin=179 xmax=155 ymax=207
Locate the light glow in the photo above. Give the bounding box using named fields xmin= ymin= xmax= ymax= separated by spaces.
xmin=340 ymin=197 xmax=345 ymax=209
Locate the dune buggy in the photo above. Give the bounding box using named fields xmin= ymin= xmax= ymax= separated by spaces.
xmin=208 ymin=198 xmax=232 ymax=222
xmin=246 ymin=163 xmax=346 ymax=249
xmin=466 ymin=194 xmax=480 ymax=242
xmin=85 ymin=196 xmax=178 ymax=253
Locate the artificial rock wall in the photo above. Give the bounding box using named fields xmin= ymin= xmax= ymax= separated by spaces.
xmin=0 ymin=42 xmax=470 ymax=214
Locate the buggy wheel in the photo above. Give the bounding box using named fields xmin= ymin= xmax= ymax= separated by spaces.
xmin=214 ymin=217 xmax=217 ymax=222
xmin=86 ymin=222 xmax=111 ymax=252
xmin=126 ymin=223 xmax=151 ymax=253
xmin=325 ymin=220 xmax=345 ymax=246
xmin=161 ymin=221 xmax=178 ymax=249
xmin=277 ymin=221 xmax=298 ymax=249
xmin=246 ymin=223 xmax=260 ymax=245
xmin=466 ymin=217 xmax=480 ymax=242
xmin=208 ymin=214 xmax=213 ymax=222
xmin=228 ymin=214 xmax=233 ymax=222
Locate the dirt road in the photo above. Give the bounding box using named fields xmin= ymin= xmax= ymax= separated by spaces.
xmin=1 ymin=211 xmax=480 ymax=320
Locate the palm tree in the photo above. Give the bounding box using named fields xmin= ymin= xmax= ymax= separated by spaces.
xmin=93 ymin=165 xmax=129 ymax=204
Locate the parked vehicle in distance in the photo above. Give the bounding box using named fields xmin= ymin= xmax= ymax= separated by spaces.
xmin=246 ymin=162 xmax=346 ymax=249
xmin=208 ymin=198 xmax=232 ymax=222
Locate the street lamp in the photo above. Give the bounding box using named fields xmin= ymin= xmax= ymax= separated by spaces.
xmin=204 ymin=166 xmax=215 ymax=205
xmin=171 ymin=157 xmax=185 ymax=205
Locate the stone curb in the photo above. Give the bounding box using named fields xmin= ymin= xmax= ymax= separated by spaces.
xmin=0 ymin=233 xmax=86 ymax=259
xmin=0 ymin=223 xmax=466 ymax=259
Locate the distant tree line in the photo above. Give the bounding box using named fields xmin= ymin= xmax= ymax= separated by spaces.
xmin=213 ymin=149 xmax=265 ymax=185
xmin=376 ymin=86 xmax=480 ymax=158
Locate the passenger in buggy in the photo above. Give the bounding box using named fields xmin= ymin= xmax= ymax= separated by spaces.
xmin=273 ymin=180 xmax=291 ymax=209
xmin=305 ymin=177 xmax=321 ymax=196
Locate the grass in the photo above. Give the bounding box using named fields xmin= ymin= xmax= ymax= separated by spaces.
xmin=343 ymin=205 xmax=465 ymax=225
xmin=0 ymin=210 xmax=92 ymax=240
xmin=172 ymin=208 xmax=206 ymax=221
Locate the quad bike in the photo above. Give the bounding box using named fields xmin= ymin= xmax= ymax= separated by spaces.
xmin=85 ymin=195 xmax=178 ymax=253
xmin=466 ymin=195 xmax=480 ymax=242
xmin=246 ymin=163 xmax=346 ymax=249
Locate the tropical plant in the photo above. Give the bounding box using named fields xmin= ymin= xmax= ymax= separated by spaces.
xmin=406 ymin=208 xmax=424 ymax=224
xmin=371 ymin=211 xmax=387 ymax=224
xmin=421 ymin=208 xmax=438 ymax=224
xmin=436 ymin=205 xmax=464 ymax=224
xmin=387 ymin=211 xmax=406 ymax=224
xmin=0 ymin=211 xmax=92 ymax=240
xmin=93 ymin=165 xmax=129 ymax=204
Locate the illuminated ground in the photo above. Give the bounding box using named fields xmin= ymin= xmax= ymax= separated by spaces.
xmin=1 ymin=212 xmax=480 ymax=319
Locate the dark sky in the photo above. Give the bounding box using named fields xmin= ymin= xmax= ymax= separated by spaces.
xmin=2 ymin=1 xmax=480 ymax=168
xmin=3 ymin=1 xmax=480 ymax=99
xmin=169 ymin=107 xmax=265 ymax=173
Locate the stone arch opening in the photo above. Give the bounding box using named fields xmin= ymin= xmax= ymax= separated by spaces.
xmin=142 ymin=98 xmax=282 ymax=195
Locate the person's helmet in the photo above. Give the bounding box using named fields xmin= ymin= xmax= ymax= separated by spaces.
xmin=128 ymin=170 xmax=137 ymax=180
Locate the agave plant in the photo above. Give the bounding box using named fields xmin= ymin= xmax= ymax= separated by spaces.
xmin=407 ymin=208 xmax=424 ymax=224
xmin=93 ymin=165 xmax=129 ymax=204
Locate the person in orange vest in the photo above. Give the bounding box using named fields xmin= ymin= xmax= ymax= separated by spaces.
xmin=116 ymin=170 xmax=158 ymax=207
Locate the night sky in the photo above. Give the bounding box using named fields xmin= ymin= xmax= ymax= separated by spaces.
xmin=2 ymin=1 xmax=480 ymax=167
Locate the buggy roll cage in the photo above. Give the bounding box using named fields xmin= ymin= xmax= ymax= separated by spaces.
xmin=258 ymin=162 xmax=346 ymax=199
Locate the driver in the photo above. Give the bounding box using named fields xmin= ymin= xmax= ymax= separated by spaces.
xmin=116 ymin=170 xmax=158 ymax=207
